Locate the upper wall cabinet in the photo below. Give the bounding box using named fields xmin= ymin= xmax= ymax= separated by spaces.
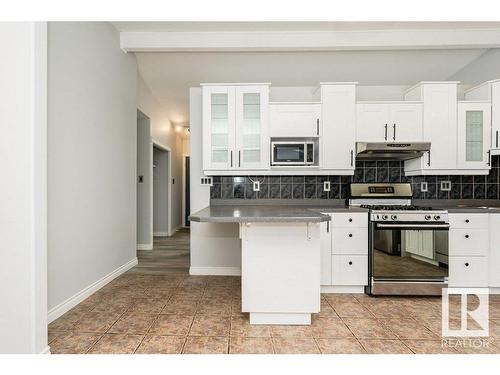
xmin=356 ymin=102 xmax=423 ymax=142
xmin=465 ymin=79 xmax=500 ymax=156
xmin=457 ymin=101 xmax=492 ymax=170
xmin=202 ymin=84 xmax=270 ymax=172
xmin=320 ymin=83 xmax=357 ymax=172
xmin=404 ymin=82 xmax=461 ymax=175
xmin=269 ymin=103 xmax=321 ymax=138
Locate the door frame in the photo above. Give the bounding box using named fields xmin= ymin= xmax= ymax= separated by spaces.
xmin=152 ymin=140 xmax=173 ymax=237
xmin=182 ymin=153 xmax=190 ymax=228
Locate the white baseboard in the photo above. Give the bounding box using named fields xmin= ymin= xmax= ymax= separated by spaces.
xmin=137 ymin=243 xmax=153 ymax=250
xmin=40 ymin=346 xmax=51 ymax=354
xmin=189 ymin=266 xmax=241 ymax=276
xmin=169 ymin=225 xmax=182 ymax=236
xmin=490 ymin=287 xmax=500 ymax=294
xmin=47 ymin=257 xmax=138 ymax=323
xmin=321 ymin=285 xmax=365 ymax=294
xmin=153 ymin=232 xmax=169 ymax=237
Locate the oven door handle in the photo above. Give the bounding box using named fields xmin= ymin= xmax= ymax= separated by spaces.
xmin=375 ymin=223 xmax=450 ymax=229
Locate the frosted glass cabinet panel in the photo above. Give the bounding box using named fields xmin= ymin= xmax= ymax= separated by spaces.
xmin=457 ymin=102 xmax=491 ymax=170
xmin=202 ymin=84 xmax=269 ymax=171
xmin=235 ymin=86 xmax=269 ymax=169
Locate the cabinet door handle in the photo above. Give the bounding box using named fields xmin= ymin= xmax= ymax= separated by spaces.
xmin=496 ymin=130 xmax=499 ymax=148
xmin=348 ymin=218 xmax=353 ymax=222
xmin=487 ymin=150 xmax=491 ymax=166
xmin=465 ymin=219 xmax=470 ymax=223
xmin=350 ymin=150 xmax=354 ymax=167
xmin=316 ymin=118 xmax=319 ymax=136
xmin=465 ymin=262 xmax=470 ymax=267
xmin=238 ymin=150 xmax=241 ymax=167
xmin=384 ymin=124 xmax=388 ymax=140
xmin=427 ymin=150 xmax=431 ymax=166
xmin=465 ymin=234 xmax=469 ymax=239
xmin=393 ymin=124 xmax=396 ymax=140
xmin=230 ymin=150 xmax=233 ymax=168
xmin=348 ymin=233 xmax=353 ymax=238
xmin=348 ymin=261 xmax=353 ymax=265
xmin=326 ymin=221 xmax=330 ymax=233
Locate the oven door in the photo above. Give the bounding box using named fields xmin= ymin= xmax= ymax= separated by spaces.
xmin=271 ymin=142 xmax=306 ymax=165
xmin=369 ymin=222 xmax=449 ymax=295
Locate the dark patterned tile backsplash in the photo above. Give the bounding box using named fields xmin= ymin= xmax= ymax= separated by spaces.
xmin=210 ymin=156 xmax=500 ymax=200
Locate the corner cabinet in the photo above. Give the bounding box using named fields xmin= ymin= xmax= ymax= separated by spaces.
xmin=457 ymin=101 xmax=492 ymax=170
xmin=202 ymin=84 xmax=270 ymax=172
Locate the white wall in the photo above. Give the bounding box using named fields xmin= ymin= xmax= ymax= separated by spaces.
xmin=153 ymin=147 xmax=169 ymax=235
xmin=137 ymin=113 xmax=152 ymax=246
xmin=137 ymin=76 xmax=184 ymax=233
xmin=47 ymin=22 xmax=137 ymax=314
xmin=0 ymin=22 xmax=48 ymax=354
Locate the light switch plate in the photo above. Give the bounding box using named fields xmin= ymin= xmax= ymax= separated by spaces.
xmin=421 ymin=181 xmax=428 ymax=193
xmin=323 ymin=181 xmax=331 ymax=192
xmin=440 ymin=180 xmax=452 ymax=191
xmin=253 ymin=181 xmax=260 ymax=192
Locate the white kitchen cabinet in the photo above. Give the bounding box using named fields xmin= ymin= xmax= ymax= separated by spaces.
xmin=269 ymin=103 xmax=320 ymax=138
xmin=331 ymin=227 xmax=368 ymax=255
xmin=356 ymin=102 xmax=422 ymax=142
xmin=448 ymin=212 xmax=489 ymax=288
xmin=489 ymin=214 xmax=500 ymax=287
xmin=331 ymin=255 xmax=368 ymax=286
xmin=404 ymin=82 xmax=459 ymax=175
xmin=457 ymin=101 xmax=492 ymax=171
xmin=320 ymin=84 xmax=357 ymax=172
xmin=465 ymin=79 xmax=500 ymax=155
xmin=202 ymin=84 xmax=270 ymax=172
xmin=320 ymin=220 xmax=332 ymax=285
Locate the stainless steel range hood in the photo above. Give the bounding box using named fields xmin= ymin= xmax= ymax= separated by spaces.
xmin=356 ymin=142 xmax=431 ymax=160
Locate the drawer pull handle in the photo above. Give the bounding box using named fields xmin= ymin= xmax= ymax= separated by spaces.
xmin=465 ymin=234 xmax=469 ymax=239
xmin=348 ymin=218 xmax=353 ymax=222
xmin=465 ymin=262 xmax=470 ymax=267
xmin=348 ymin=233 xmax=353 ymax=238
xmin=465 ymin=219 xmax=470 ymax=223
xmin=348 ymin=261 xmax=353 ymax=265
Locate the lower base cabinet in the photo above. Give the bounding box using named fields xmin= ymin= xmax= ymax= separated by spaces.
xmin=331 ymin=255 xmax=368 ymax=286
xmin=490 ymin=214 xmax=500 ymax=287
xmin=448 ymin=256 xmax=489 ymax=287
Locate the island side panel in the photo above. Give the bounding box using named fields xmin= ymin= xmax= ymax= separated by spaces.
xmin=190 ymin=222 xmax=241 ymax=275
xmin=241 ymin=222 xmax=321 ymax=324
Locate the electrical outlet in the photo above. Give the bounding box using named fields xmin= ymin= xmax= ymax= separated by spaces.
xmin=253 ymin=181 xmax=260 ymax=192
xmin=421 ymin=181 xmax=428 ymax=193
xmin=440 ymin=180 xmax=452 ymax=191
xmin=200 ymin=177 xmax=213 ymax=186
xmin=323 ymin=181 xmax=331 ymax=192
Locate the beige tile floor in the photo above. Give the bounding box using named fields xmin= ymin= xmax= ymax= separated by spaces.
xmin=48 ymin=272 xmax=500 ymax=354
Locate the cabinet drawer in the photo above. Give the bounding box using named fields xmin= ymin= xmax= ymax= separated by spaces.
xmin=449 ymin=256 xmax=488 ymax=287
xmin=331 ymin=213 xmax=368 ymax=228
xmin=331 ymin=255 xmax=368 ymax=286
xmin=449 ymin=213 xmax=489 ymax=229
xmin=449 ymin=229 xmax=489 ymax=256
xmin=332 ymin=228 xmax=368 ymax=255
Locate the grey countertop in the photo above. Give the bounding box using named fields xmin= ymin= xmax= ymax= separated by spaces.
xmin=189 ymin=204 xmax=369 ymax=223
xmin=413 ymin=200 xmax=500 ymax=213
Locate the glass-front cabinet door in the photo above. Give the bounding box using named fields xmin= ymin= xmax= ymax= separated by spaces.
xmin=202 ymin=86 xmax=236 ymax=170
xmin=457 ymin=101 xmax=492 ymax=170
xmin=235 ymin=86 xmax=269 ymax=169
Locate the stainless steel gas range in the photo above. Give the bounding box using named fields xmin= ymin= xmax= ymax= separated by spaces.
xmin=349 ymin=183 xmax=450 ymax=296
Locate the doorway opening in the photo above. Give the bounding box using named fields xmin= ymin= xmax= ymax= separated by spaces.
xmin=153 ymin=143 xmax=171 ymax=238
xmin=184 ymin=156 xmax=190 ymax=227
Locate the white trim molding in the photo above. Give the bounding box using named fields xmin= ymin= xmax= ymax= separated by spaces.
xmin=40 ymin=346 xmax=51 ymax=354
xmin=189 ymin=266 xmax=241 ymax=276
xmin=47 ymin=257 xmax=138 ymax=323
xmin=321 ymin=285 xmax=365 ymax=294
xmin=153 ymin=232 xmax=169 ymax=237
xmin=137 ymin=243 xmax=153 ymax=250
xmin=121 ymin=28 xmax=500 ymax=52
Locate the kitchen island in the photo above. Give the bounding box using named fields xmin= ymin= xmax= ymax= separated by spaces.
xmin=190 ymin=205 xmax=331 ymax=325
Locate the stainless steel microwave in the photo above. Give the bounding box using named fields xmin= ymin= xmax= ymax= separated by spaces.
xmin=271 ymin=140 xmax=316 ymax=166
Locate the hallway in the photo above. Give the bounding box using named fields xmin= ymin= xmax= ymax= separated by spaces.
xmin=130 ymin=229 xmax=190 ymax=275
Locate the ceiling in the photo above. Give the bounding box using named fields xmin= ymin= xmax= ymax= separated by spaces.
xmin=136 ymin=49 xmax=486 ymax=124
xmin=123 ymin=22 xmax=498 ymax=124
xmin=114 ymin=21 xmax=500 ymax=32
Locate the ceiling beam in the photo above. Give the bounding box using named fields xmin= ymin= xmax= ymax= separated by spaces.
xmin=121 ymin=28 xmax=500 ymax=52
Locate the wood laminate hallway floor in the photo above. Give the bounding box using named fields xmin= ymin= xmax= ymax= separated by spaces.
xmin=129 ymin=228 xmax=190 ymax=275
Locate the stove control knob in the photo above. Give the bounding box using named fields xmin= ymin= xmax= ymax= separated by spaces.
xmin=434 ymin=215 xmax=441 ymax=221
xmin=391 ymin=215 xmax=398 ymax=220
xmin=382 ymin=215 xmax=389 ymax=220
xmin=425 ymin=215 xmax=432 ymax=221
